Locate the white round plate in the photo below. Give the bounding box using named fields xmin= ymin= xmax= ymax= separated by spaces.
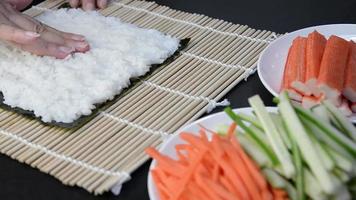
xmin=147 ymin=107 xmax=276 ymax=200
xmin=257 ymin=24 xmax=356 ymax=97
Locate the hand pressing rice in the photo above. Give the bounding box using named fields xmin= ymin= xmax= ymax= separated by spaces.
xmin=0 ymin=1 xmax=90 ymax=59
xmin=0 ymin=9 xmax=180 ymax=123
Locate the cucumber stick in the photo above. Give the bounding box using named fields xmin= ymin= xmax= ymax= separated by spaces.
xmin=278 ymin=92 xmax=334 ymax=194
xmin=237 ymin=134 xmax=272 ymax=167
xmin=292 ymin=139 xmax=305 ymax=200
xmin=224 ymin=107 xmax=279 ymax=165
xmin=322 ymin=100 xmax=356 ymax=141
xmin=270 ymin=113 xmax=292 ymax=149
xmin=295 ymin=106 xmax=356 ymax=156
xmin=248 ymin=95 xmax=295 ymax=178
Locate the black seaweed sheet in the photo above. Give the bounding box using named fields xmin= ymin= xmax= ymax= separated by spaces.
xmin=0 ymin=38 xmax=190 ymax=129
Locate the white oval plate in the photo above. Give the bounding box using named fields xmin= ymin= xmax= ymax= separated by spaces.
xmin=147 ymin=107 xmax=276 ymax=200
xmin=257 ymin=24 xmax=356 ymax=97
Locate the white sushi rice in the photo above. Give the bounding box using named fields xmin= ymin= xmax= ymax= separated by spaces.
xmin=0 ymin=9 xmax=179 ymax=123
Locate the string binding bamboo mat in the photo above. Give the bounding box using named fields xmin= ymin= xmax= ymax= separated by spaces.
xmin=0 ymin=0 xmax=280 ymax=195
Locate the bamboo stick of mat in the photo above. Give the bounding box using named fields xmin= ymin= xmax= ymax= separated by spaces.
xmin=0 ymin=0 xmax=280 ymax=195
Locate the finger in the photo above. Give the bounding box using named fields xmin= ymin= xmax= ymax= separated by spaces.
xmin=81 ymin=0 xmax=96 ymax=11
xmin=69 ymin=0 xmax=80 ymax=8
xmin=17 ymin=39 xmax=75 ymax=59
xmin=65 ymin=40 xmax=90 ymax=52
xmin=22 ymin=14 xmax=85 ymax=41
xmin=44 ymin=25 xmax=86 ymax=41
xmin=8 ymin=14 xmax=68 ymax=47
xmin=15 ymin=14 xmax=90 ymax=52
xmin=0 ymin=24 xmax=40 ymax=44
xmin=97 ymin=0 xmax=107 ymax=9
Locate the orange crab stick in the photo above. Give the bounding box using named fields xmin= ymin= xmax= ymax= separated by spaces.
xmin=305 ymin=31 xmax=327 ymax=96
xmin=342 ymin=41 xmax=356 ymax=103
xmin=318 ymin=35 xmax=350 ymax=106
xmin=281 ymin=37 xmax=307 ymax=101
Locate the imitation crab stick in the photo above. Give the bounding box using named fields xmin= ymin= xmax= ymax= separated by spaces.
xmin=342 ymin=41 xmax=356 ymax=103
xmin=318 ymin=35 xmax=350 ymax=106
xmin=146 ymin=126 xmax=285 ymax=200
xmin=281 ymin=37 xmax=307 ymax=101
xmin=305 ymin=31 xmax=327 ymax=96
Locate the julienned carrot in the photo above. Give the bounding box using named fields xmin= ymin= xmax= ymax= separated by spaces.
xmin=343 ymin=41 xmax=356 ymax=103
xmin=305 ymin=31 xmax=327 ymax=96
xmin=318 ymin=35 xmax=350 ymax=106
xmin=222 ymin=141 xmax=263 ymax=200
xmin=146 ymin=127 xmax=284 ymax=200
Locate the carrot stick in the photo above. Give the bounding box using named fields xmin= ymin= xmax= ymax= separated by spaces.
xmin=151 ymin=169 xmax=170 ymax=200
xmin=222 ymin=141 xmax=263 ymax=200
xmin=343 ymin=41 xmax=356 ymax=102
xmin=146 ymin=147 xmax=185 ymax=177
xmin=171 ymin=149 xmax=207 ymax=200
xmin=210 ymin=154 xmax=249 ymax=199
xmin=318 ymin=35 xmax=350 ymax=106
xmin=219 ymin=175 xmax=240 ymax=199
xmin=194 ymin=169 xmax=223 ymax=200
xmin=212 ymin=163 xmax=220 ymax=182
xmin=202 ymin=174 xmax=237 ymax=200
xmin=227 ymin=123 xmax=237 ymax=139
xmin=180 ymin=132 xmax=209 ymax=151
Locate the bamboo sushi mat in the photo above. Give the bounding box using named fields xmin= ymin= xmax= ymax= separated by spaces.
xmin=0 ymin=0 xmax=280 ymax=195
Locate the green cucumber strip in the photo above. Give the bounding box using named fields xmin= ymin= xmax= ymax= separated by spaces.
xmin=270 ymin=113 xmax=292 ymax=149
xmin=304 ymin=169 xmax=328 ymax=200
xmin=236 ymin=113 xmax=263 ymax=130
xmin=278 ymin=92 xmax=334 ymax=194
xmin=295 ymin=105 xmax=356 ymax=156
xmin=331 ymin=185 xmax=351 ymax=200
xmin=248 ymin=95 xmax=295 ymax=178
xmin=249 ymin=125 xmax=269 ymax=145
xmin=302 ymin=117 xmax=354 ymax=161
xmin=325 ymin=144 xmax=354 ymax=173
xmin=311 ymin=105 xmax=331 ymax=123
xmin=237 ymin=134 xmax=272 ymax=167
xmin=333 ymin=168 xmax=351 ymax=183
xmin=322 ymin=100 xmax=356 ymax=141
xmin=303 ymin=123 xmax=335 ymax=171
xmin=291 ymin=139 xmax=305 ymax=200
xmin=284 ymin=180 xmax=298 ymax=200
xmin=224 ymin=107 xmax=279 ymax=165
xmin=262 ymin=168 xmax=286 ymax=188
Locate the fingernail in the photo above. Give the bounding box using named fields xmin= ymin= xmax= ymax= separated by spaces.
xmin=84 ymin=3 xmax=95 ymax=11
xmin=75 ymin=42 xmax=89 ymax=49
xmin=25 ymin=31 xmax=40 ymax=38
xmin=59 ymin=46 xmax=74 ymax=54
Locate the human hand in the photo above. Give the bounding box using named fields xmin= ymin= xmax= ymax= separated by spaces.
xmin=0 ymin=2 xmax=90 ymax=59
xmin=68 ymin=0 xmax=107 ymax=11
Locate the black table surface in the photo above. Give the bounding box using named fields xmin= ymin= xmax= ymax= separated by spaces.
xmin=1 ymin=0 xmax=355 ymax=199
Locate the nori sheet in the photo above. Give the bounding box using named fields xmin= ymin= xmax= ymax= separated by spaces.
xmin=0 ymin=38 xmax=190 ymax=129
